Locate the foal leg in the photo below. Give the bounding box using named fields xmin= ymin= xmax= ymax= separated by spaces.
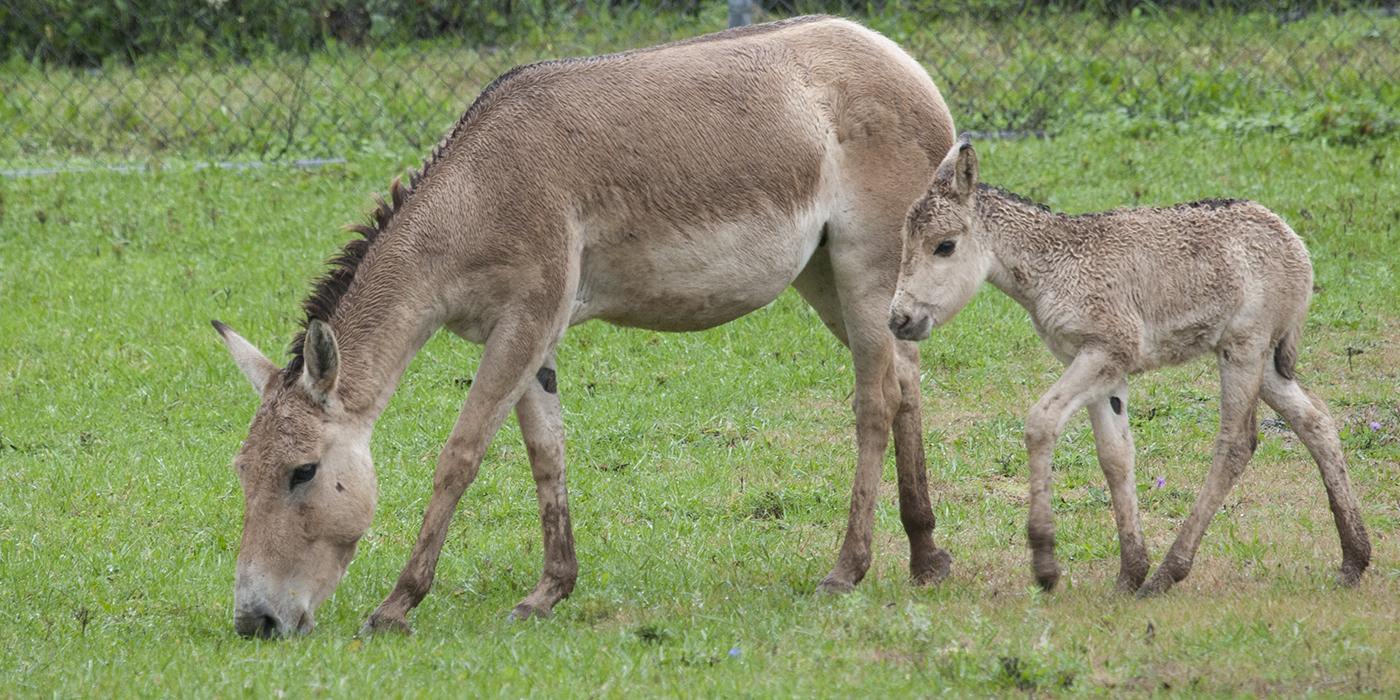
xmin=362 ymin=316 xmax=561 ymax=635
xmin=1137 ymin=353 xmax=1264 ymax=597
xmin=509 ymin=354 xmax=579 ymax=620
xmin=1086 ymin=382 xmax=1149 ymax=591
xmin=893 ymin=341 xmax=952 ymax=585
xmin=1260 ymin=372 xmax=1371 ymax=585
xmin=1024 ymin=350 xmax=1119 ymax=591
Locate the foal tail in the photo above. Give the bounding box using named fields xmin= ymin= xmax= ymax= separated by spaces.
xmin=1273 ymin=324 xmax=1299 ymax=381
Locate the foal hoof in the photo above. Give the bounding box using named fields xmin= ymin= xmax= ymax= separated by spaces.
xmin=1115 ymin=566 xmax=1149 ymax=593
xmin=359 ymin=613 xmax=412 ymax=637
xmin=1338 ymin=561 xmax=1366 ymax=588
xmin=911 ymin=549 xmax=953 ymax=587
xmin=1135 ymin=570 xmax=1175 ymax=599
xmin=1032 ymin=557 xmax=1060 ymax=592
xmin=507 ymin=603 xmax=552 ymax=622
xmin=815 ymin=576 xmax=856 ymax=595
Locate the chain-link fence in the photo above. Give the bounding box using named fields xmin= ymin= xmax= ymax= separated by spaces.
xmin=1 ymin=1 xmax=1395 ymax=167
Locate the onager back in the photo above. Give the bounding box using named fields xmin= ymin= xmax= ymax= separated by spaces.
xmin=212 ymin=17 xmax=957 ymax=638
xmin=891 ymin=139 xmax=1370 ymax=596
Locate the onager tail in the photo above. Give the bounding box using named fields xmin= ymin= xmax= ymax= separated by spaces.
xmin=1273 ymin=325 xmax=1299 ymax=381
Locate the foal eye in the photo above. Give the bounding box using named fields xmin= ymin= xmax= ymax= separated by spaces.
xmin=934 ymin=240 xmax=957 ymax=257
xmin=290 ymin=463 xmax=318 ymax=490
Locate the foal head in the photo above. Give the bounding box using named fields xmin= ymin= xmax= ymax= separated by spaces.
xmin=890 ymin=138 xmax=987 ymax=341
xmin=214 ymin=320 xmax=376 ymax=638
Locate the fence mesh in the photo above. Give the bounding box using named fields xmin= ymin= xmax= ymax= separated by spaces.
xmin=1 ymin=1 xmax=1395 ymax=167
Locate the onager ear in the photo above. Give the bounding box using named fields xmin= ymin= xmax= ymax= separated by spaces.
xmin=301 ymin=319 xmax=339 ymax=403
xmin=212 ymin=320 xmax=279 ymax=395
xmin=934 ymin=135 xmax=979 ymax=202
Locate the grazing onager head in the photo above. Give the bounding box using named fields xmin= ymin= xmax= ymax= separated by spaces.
xmin=213 ymin=319 xmax=376 ymax=639
xmin=889 ymin=137 xmax=989 ymax=341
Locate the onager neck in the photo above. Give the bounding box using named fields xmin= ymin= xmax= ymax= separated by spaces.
xmin=976 ymin=184 xmax=1061 ymax=310
xmin=327 ymin=245 xmax=445 ymax=422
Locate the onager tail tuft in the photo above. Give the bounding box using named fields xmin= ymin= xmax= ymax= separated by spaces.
xmin=1274 ymin=326 xmax=1299 ymax=381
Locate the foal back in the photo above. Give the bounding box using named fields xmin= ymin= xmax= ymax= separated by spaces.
xmin=1036 ymin=200 xmax=1313 ymax=372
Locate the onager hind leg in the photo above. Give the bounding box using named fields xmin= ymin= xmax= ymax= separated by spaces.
xmin=794 ymin=251 xmax=950 ymax=589
xmin=363 ymin=315 xmax=564 ymax=635
xmin=1023 ymin=350 xmax=1121 ymax=591
xmin=1260 ymin=372 xmax=1371 ymax=585
xmin=1086 ymin=382 xmax=1149 ymax=591
xmin=509 ymin=354 xmax=579 ymax=620
xmin=1138 ymin=350 xmax=1265 ymax=597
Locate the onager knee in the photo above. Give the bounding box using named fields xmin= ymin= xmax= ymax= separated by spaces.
xmin=434 ymin=439 xmax=485 ymax=493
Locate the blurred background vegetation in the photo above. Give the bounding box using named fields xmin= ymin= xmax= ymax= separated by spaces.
xmin=0 ymin=1 xmax=1395 ymax=164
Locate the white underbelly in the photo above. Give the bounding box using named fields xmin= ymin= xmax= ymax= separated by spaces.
xmin=571 ymin=206 xmax=828 ymax=331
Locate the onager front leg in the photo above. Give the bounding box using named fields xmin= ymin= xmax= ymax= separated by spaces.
xmin=1024 ymin=350 xmax=1120 ymax=591
xmin=893 ymin=341 xmax=952 ymax=585
xmin=1138 ymin=351 xmax=1265 ymax=597
xmin=818 ymin=332 xmax=901 ymax=593
xmin=362 ymin=318 xmax=557 ymax=635
xmin=1086 ymin=382 xmax=1149 ymax=591
xmin=509 ymin=356 xmax=578 ymax=620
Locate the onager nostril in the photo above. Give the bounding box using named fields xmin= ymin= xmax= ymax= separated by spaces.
xmin=234 ymin=606 xmax=283 ymax=639
xmin=257 ymin=614 xmax=279 ymax=639
xmin=889 ymin=312 xmax=911 ymax=334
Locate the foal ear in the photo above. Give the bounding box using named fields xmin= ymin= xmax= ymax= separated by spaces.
xmin=934 ymin=135 xmax=979 ymax=202
xmin=301 ymin=319 xmax=339 ymax=403
xmin=212 ymin=320 xmax=279 ymax=395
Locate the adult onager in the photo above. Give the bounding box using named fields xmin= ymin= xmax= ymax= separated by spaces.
xmin=213 ymin=16 xmax=958 ymax=638
xmin=889 ymin=139 xmax=1370 ymax=596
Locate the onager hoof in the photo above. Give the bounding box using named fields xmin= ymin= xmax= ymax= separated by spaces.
xmin=1338 ymin=560 xmax=1367 ymax=588
xmin=911 ymin=548 xmax=953 ymax=587
xmin=1115 ymin=561 xmax=1150 ymax=593
xmin=507 ymin=603 xmax=552 ymax=622
xmin=359 ymin=613 xmax=413 ymax=637
xmin=1115 ymin=572 xmax=1144 ymax=594
xmin=1031 ymin=551 xmax=1060 ymax=591
xmin=1135 ymin=569 xmax=1176 ymax=598
xmin=815 ymin=576 xmax=856 ymax=595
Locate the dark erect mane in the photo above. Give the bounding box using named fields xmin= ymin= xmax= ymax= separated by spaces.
xmin=281 ymin=68 xmax=523 ymax=384
xmin=977 ymin=183 xmax=1051 ymax=213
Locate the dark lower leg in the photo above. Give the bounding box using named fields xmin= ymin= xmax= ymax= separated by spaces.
xmin=511 ymin=370 xmax=578 ymax=619
xmin=892 ymin=345 xmax=950 ymax=585
xmin=1263 ymin=378 xmax=1371 ymax=585
xmin=819 ymin=356 xmax=898 ymax=593
xmin=1139 ymin=362 xmax=1261 ymax=597
xmin=1087 ymin=393 xmax=1148 ymax=591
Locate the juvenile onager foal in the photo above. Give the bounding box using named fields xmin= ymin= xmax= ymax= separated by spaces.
xmin=890 ymin=139 xmax=1370 ymax=596
xmin=212 ymin=17 xmax=958 ymax=638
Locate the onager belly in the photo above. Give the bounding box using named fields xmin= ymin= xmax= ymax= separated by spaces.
xmin=571 ymin=206 xmax=828 ymax=332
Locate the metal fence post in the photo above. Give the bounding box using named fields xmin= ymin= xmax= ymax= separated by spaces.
xmin=729 ymin=0 xmax=754 ymax=28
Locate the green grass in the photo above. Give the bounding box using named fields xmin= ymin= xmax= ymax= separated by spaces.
xmin=1 ymin=128 xmax=1397 ymax=696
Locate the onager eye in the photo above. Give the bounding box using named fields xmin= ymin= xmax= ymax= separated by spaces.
xmin=290 ymin=463 xmax=319 ymax=490
xmin=934 ymin=240 xmax=957 ymax=257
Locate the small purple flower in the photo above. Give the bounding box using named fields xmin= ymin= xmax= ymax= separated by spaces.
xmin=1369 ymin=421 xmax=1382 ymax=431
xmin=1154 ymin=476 xmax=1166 ymax=489
xmin=728 ymin=646 xmax=741 ymax=658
